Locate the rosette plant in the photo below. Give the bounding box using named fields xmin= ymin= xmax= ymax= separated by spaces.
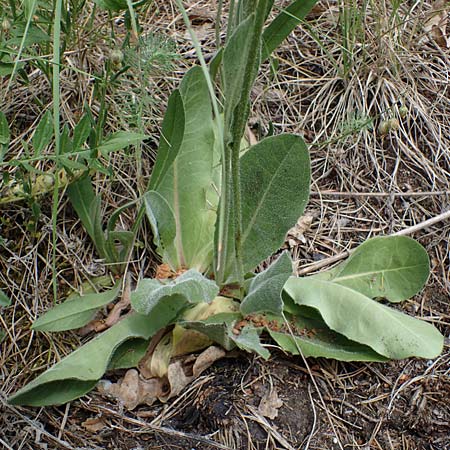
xmin=10 ymin=0 xmax=443 ymax=406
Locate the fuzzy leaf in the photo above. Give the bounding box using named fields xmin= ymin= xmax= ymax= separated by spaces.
xmin=239 ymin=134 xmax=310 ymax=275
xmin=180 ymin=313 xmax=241 ymax=351
xmin=223 ymin=16 xmax=254 ymax=132
xmin=144 ymin=190 xmax=176 ymax=260
xmin=154 ymin=67 xmax=220 ymax=272
xmin=32 ymin=282 xmax=121 ymax=332
xmin=131 ymin=270 xmax=219 ymax=316
xmin=230 ymin=325 xmax=270 ymax=359
xmin=267 ymin=312 xmax=387 ymax=361
xmin=108 ymin=338 xmax=150 ymax=370
xmin=240 ymin=251 xmax=292 ymax=316
xmin=149 ymin=89 xmax=185 ymax=190
xmin=284 ymin=277 xmax=444 ymax=359
xmin=315 ymin=236 xmax=429 ymax=302
xmin=8 ymin=311 xmax=175 ymax=406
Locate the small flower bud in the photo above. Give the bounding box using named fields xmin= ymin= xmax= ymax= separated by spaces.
xmin=399 ymin=105 xmax=408 ymax=119
xmin=2 ymin=18 xmax=11 ymax=34
xmin=109 ymin=49 xmax=124 ymax=68
xmin=388 ymin=118 xmax=400 ymax=131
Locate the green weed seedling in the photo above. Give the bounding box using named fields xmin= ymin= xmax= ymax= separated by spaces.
xmin=9 ymin=0 xmax=443 ymax=407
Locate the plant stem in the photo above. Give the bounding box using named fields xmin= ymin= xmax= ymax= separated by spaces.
xmin=230 ymin=0 xmax=268 ymax=288
xmin=51 ymin=0 xmax=63 ymax=301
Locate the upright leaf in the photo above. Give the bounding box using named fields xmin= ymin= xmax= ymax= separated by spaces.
xmin=262 ymin=0 xmax=319 ymax=60
xmin=222 ymin=15 xmax=254 ymax=132
xmin=314 ymin=236 xmax=429 ymax=302
xmin=73 ymin=114 xmax=92 ymax=151
xmin=33 ymin=111 xmax=53 ymax=154
xmin=148 ymin=90 xmax=185 ymax=190
xmin=240 ymin=251 xmax=292 ymax=316
xmin=238 ymin=134 xmax=310 ymax=277
xmin=155 ymin=67 xmax=219 ymax=272
xmin=144 ymin=190 xmax=177 ymax=264
xmin=284 ymin=277 xmax=444 ymax=359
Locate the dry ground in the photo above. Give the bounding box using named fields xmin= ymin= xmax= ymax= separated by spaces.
xmin=1 ymin=1 xmax=449 ymax=449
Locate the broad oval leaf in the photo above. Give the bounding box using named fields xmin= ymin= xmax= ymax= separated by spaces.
xmin=240 ymin=134 xmax=310 ymax=275
xmin=8 ymin=311 xmax=174 ymax=406
xmin=131 ymin=269 xmax=219 ymax=316
xmin=315 ymin=236 xmax=429 ymax=302
xmin=32 ymin=282 xmax=121 ymax=332
xmin=284 ymin=277 xmax=444 ymax=359
xmin=240 ymin=251 xmax=292 ymax=316
xmin=154 ymin=66 xmax=219 ymax=272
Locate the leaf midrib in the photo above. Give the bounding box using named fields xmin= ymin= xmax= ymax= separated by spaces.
xmin=333 ymin=264 xmax=424 ymax=282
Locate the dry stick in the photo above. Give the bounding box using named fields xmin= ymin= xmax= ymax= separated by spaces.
xmin=310 ymin=190 xmax=450 ymax=198
xmin=297 ymin=209 xmax=450 ymax=276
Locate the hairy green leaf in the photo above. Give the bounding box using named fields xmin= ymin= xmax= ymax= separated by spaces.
xmin=32 ymin=282 xmax=121 ymax=332
xmin=222 ymin=15 xmax=254 ymax=133
xmin=155 ymin=66 xmax=219 ymax=271
xmin=144 ymin=190 xmax=177 ymax=263
xmin=131 ymin=270 xmax=219 ymax=316
xmin=284 ymin=277 xmax=443 ymax=359
xmin=108 ymin=338 xmax=150 ymax=370
xmin=315 ymin=236 xmax=429 ymax=302
xmin=267 ymin=312 xmax=386 ymax=361
xmin=8 ymin=311 xmax=176 ymax=406
xmin=148 ymin=89 xmax=185 ymax=190
xmin=239 ymin=134 xmax=310 ymax=275
xmin=262 ymin=0 xmax=319 ymax=60
xmin=240 ymin=251 xmax=292 ymax=316
xmin=231 ymin=325 xmax=270 ymax=359
xmin=180 ymin=312 xmax=241 ymax=351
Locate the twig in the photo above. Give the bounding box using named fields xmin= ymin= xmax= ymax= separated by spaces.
xmin=310 ymin=190 xmax=450 ymax=198
xmin=79 ymin=274 xmax=132 ymax=335
xmin=92 ymin=404 xmax=233 ymax=450
xmin=297 ymin=209 xmax=450 ymax=275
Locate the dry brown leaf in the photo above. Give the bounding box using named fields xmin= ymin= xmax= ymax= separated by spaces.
xmin=82 ymin=417 xmax=106 ymax=433
xmin=423 ymin=0 xmax=449 ymax=48
xmin=288 ymin=212 xmax=315 ymax=244
xmin=98 ymin=346 xmax=226 ymax=409
xmin=258 ymin=388 xmax=283 ymax=420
